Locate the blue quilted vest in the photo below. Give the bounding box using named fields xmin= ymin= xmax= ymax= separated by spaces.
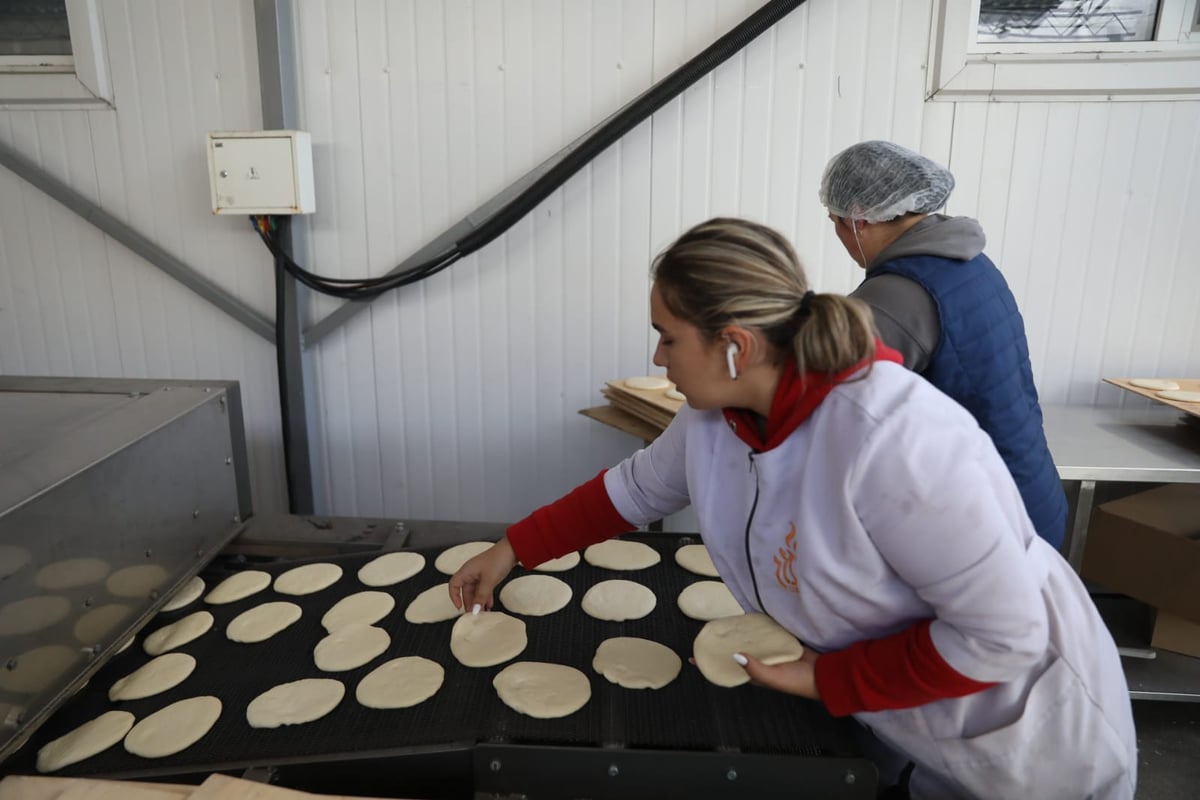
xmin=867 ymin=254 xmax=1068 ymax=549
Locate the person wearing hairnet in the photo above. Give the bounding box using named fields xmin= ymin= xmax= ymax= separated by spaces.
xmin=819 ymin=141 xmax=1067 ymax=551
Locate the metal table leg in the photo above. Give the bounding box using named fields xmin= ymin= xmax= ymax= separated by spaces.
xmin=1065 ymin=479 xmax=1096 ymax=572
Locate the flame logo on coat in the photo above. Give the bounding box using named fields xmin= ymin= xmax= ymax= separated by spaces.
xmin=774 ymin=523 xmax=799 ymax=593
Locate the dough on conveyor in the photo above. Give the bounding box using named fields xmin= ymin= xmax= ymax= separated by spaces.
xmin=358 ymin=551 xmax=425 ymax=587
xmin=74 ymin=603 xmax=132 ymax=645
xmin=123 ymin=696 xmax=221 ymax=758
xmin=581 ymin=580 xmax=656 ymax=621
xmin=274 ymin=562 xmax=343 ymax=596
xmin=108 ymin=652 xmax=196 ymax=701
xmin=0 ymin=545 xmax=31 ymax=580
xmin=693 ymin=613 xmax=804 ymax=688
xmin=498 ymin=575 xmax=572 ymax=616
xmin=160 ymin=576 xmax=205 ymax=612
xmin=405 ymin=584 xmax=464 ymax=623
xmin=356 ymin=656 xmax=445 ymax=709
xmin=624 ymin=376 xmax=671 ymax=391
xmin=247 ymin=678 xmax=345 ymax=728
xmin=493 ymin=662 xmax=591 ymax=718
xmin=106 ymin=564 xmax=169 ymax=598
xmin=0 ymin=594 xmax=71 ymax=636
xmin=450 ymin=611 xmax=527 ymax=667
xmin=321 ymin=591 xmax=395 ymax=632
xmin=583 ymin=540 xmax=661 ymax=571
xmin=530 ymin=552 xmax=581 ymax=572
xmin=204 ymin=570 xmax=271 ymax=605
xmin=226 ymin=601 xmax=302 ymax=643
xmin=674 ymin=544 xmax=719 ymax=577
xmin=434 ymin=541 xmax=494 ymax=575
xmin=592 ymin=637 xmax=681 ymax=690
xmin=1129 ymin=378 xmax=1180 ymax=391
xmin=1157 ymin=389 xmax=1200 ymax=403
xmin=34 ymin=557 xmax=109 ymax=590
xmin=143 ymin=610 xmax=214 ymax=655
xmin=314 ymin=624 xmax=390 ymax=672
xmin=0 ymin=644 xmax=77 ymax=694
xmin=36 ymin=710 xmax=135 ymax=773
xmin=677 ymin=581 xmax=744 ymax=621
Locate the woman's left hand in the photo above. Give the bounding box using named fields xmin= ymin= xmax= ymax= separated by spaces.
xmin=734 ymin=648 xmax=821 ymax=701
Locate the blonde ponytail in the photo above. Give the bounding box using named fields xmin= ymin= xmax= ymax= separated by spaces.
xmin=793 ymin=293 xmax=878 ymax=375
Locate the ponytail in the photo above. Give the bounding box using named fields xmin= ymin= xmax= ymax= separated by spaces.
xmin=792 ymin=293 xmax=878 ymax=375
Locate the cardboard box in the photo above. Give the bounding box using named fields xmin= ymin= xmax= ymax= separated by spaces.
xmin=1080 ymin=484 xmax=1200 ymax=624
xmin=1151 ymin=609 xmax=1200 ymax=659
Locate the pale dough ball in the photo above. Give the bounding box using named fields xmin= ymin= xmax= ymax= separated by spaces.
xmin=160 ymin=576 xmax=205 ymax=612
xmin=434 ymin=541 xmax=494 ymax=575
xmin=74 ymin=603 xmax=131 ymax=645
xmin=322 ymin=591 xmax=395 ymax=632
xmin=356 ymin=657 xmax=445 ymax=709
xmin=450 ymin=612 xmax=527 ymax=667
xmin=592 ymin=637 xmax=681 ymax=690
xmin=274 ymin=563 xmax=343 ymax=596
xmin=531 ymin=552 xmax=581 ymax=572
xmin=37 ymin=710 xmax=134 ymax=773
xmin=0 ymin=595 xmax=70 ymax=636
xmin=624 ymin=376 xmax=671 ymax=391
xmin=674 ymin=544 xmax=719 ymax=577
xmin=226 ymin=602 xmax=302 ymax=643
xmin=0 ymin=545 xmax=31 ymax=580
xmin=205 ymin=570 xmax=271 ymax=605
xmin=106 ymin=564 xmax=169 ymax=598
xmin=123 ymin=696 xmax=222 ymax=758
xmin=358 ymin=551 xmax=425 ymax=586
xmin=1130 ymin=378 xmax=1180 ymax=391
xmin=584 ymin=540 xmax=661 ymax=571
xmin=0 ymin=644 xmax=77 ymax=694
xmin=1158 ymin=389 xmax=1200 ymax=403
xmin=677 ymin=581 xmax=744 ymax=621
xmin=581 ymin=580 xmax=656 ymax=621
xmin=493 ymin=662 xmax=591 ymax=718
xmin=314 ymin=624 xmax=390 ymax=671
xmin=664 ymin=388 xmax=686 ymax=401
xmin=499 ymin=575 xmax=572 ymax=616
xmin=108 ymin=653 xmax=196 ymax=701
xmin=34 ymin=557 xmax=109 ymax=590
xmin=405 ymin=584 xmax=464 ymax=623
xmin=693 ymin=613 xmax=805 ymax=687
xmin=247 ymin=678 xmax=345 ymax=728
xmin=143 ymin=611 xmax=214 ymax=656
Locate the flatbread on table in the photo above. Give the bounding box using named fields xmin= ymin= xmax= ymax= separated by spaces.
xmin=274 ymin=563 xmax=343 ymax=596
xmin=692 ymin=613 xmax=804 ymax=687
xmin=356 ymin=657 xmax=445 ymax=709
xmin=226 ymin=602 xmax=302 ymax=643
xmin=493 ymin=662 xmax=591 ymax=718
xmin=498 ymin=575 xmax=572 ymax=616
xmin=123 ymin=696 xmax=221 ymax=758
xmin=247 ymin=678 xmax=345 ymax=728
xmin=583 ymin=540 xmax=661 ymax=571
xmin=434 ymin=542 xmax=494 ymax=575
xmin=581 ymin=580 xmax=656 ymax=621
xmin=592 ymin=637 xmax=681 ymax=690
xmin=37 ymin=710 xmax=134 ymax=773
xmin=450 ymin=611 xmax=527 ymax=667
xmin=358 ymin=551 xmax=425 ymax=586
xmin=205 ymin=571 xmax=271 ymax=605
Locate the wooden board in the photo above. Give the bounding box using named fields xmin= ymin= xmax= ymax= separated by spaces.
xmin=604 ymin=379 xmax=684 ymax=416
xmin=0 ymin=775 xmax=191 ymax=800
xmin=1104 ymin=378 xmax=1200 ymax=419
xmin=579 ymin=405 xmax=663 ymax=443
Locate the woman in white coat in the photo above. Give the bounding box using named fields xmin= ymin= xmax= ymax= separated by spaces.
xmin=450 ymin=217 xmax=1137 ymax=799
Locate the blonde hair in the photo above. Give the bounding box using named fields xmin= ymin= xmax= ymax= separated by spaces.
xmin=651 ymin=217 xmax=878 ymax=375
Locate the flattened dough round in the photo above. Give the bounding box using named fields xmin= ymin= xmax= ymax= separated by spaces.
xmin=37 ymin=710 xmax=134 ymax=773
xmin=274 ymin=562 xmax=343 ymax=596
xmin=581 ymin=580 xmax=656 ymax=621
xmin=160 ymin=576 xmax=205 ymax=612
xmin=0 ymin=545 xmax=31 ymax=579
xmin=123 ymin=696 xmax=221 ymax=758
xmin=434 ymin=542 xmax=493 ymax=575
xmin=531 ymin=552 xmax=581 ymax=572
xmin=677 ymin=581 xmax=744 ymax=621
xmin=584 ymin=540 xmax=661 ymax=571
xmin=35 ymin=557 xmax=109 ymax=590
xmin=356 ymin=656 xmax=445 ymax=709
xmin=674 ymin=544 xmax=719 ymax=577
xmin=1130 ymin=378 xmax=1180 ymax=391
xmin=664 ymin=388 xmax=686 ymax=401
xmin=106 ymin=564 xmax=168 ymax=598
xmin=450 ymin=612 xmax=527 ymax=667
xmin=322 ymin=591 xmax=394 ymax=632
xmin=593 ymin=637 xmax=681 ymax=689
xmin=314 ymin=624 xmax=390 ymax=671
xmin=493 ymin=662 xmax=591 ymax=718
xmin=109 ymin=653 xmax=196 ymax=701
xmin=0 ymin=595 xmax=70 ymax=636
xmin=205 ymin=570 xmax=271 ymax=605
xmin=143 ymin=611 xmax=214 ymax=655
xmin=247 ymin=678 xmax=344 ymax=728
xmin=358 ymin=551 xmax=425 ymax=587
xmin=74 ymin=603 xmax=131 ymax=644
xmin=405 ymin=584 xmax=463 ymax=623
xmin=226 ymin=602 xmax=302 ymax=643
xmin=624 ymin=376 xmax=671 ymax=391
xmin=0 ymin=644 xmax=77 ymax=693
xmin=1158 ymin=389 xmax=1200 ymax=403
xmin=499 ymin=575 xmax=572 ymax=616
xmin=693 ymin=613 xmax=805 ymax=687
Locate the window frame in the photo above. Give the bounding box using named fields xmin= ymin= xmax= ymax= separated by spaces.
xmin=0 ymin=0 xmax=112 ymax=108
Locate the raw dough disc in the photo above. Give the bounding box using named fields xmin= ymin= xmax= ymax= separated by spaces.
xmin=493 ymin=662 xmax=591 ymax=718
xmin=0 ymin=594 xmax=71 ymax=637
xmin=434 ymin=542 xmax=494 ymax=575
xmin=0 ymin=644 xmax=77 ymax=693
xmin=450 ymin=612 xmax=527 ymax=667
xmin=693 ymin=613 xmax=805 ymax=688
xmin=314 ymin=624 xmax=390 ymax=671
xmin=498 ymin=575 xmax=572 ymax=616
xmin=36 ymin=710 xmax=135 ymax=773
xmin=592 ymin=637 xmax=681 ymax=690
xmin=405 ymin=584 xmax=463 ymax=623
xmin=74 ymin=603 xmax=131 ymax=645
xmin=143 ymin=611 xmax=214 ymax=655
xmin=581 ymin=580 xmax=656 ymax=621
xmin=160 ymin=576 xmax=205 ymax=612
xmin=664 ymin=388 xmax=686 ymax=401
xmin=274 ymin=563 xmax=343 ymax=596
xmin=358 ymin=552 xmax=425 ymax=587
xmin=624 ymin=376 xmax=671 ymax=391
xmin=321 ymin=591 xmax=395 ymax=632
xmin=677 ymin=581 xmax=744 ymax=621
xmin=1158 ymin=389 xmax=1200 ymax=403
xmin=106 ymin=564 xmax=169 ymax=598
xmin=0 ymin=545 xmax=31 ymax=579
xmin=109 ymin=652 xmax=196 ymax=701
xmin=1130 ymin=378 xmax=1180 ymax=391
xmin=247 ymin=678 xmax=345 ymax=728
xmin=226 ymin=602 xmax=302 ymax=643
xmin=34 ymin=557 xmax=109 ymax=590
xmin=674 ymin=544 xmax=719 ymax=577
xmin=356 ymin=656 xmax=445 ymax=709
xmin=531 ymin=552 xmax=581 ymax=572
xmin=583 ymin=540 xmax=661 ymax=571
xmin=123 ymin=696 xmax=221 ymax=758
xmin=205 ymin=570 xmax=271 ymax=604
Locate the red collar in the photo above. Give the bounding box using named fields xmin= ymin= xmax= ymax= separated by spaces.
xmin=721 ymin=341 xmax=903 ymax=452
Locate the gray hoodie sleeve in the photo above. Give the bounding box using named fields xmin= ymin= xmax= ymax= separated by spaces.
xmin=851 ymin=274 xmax=940 ymax=373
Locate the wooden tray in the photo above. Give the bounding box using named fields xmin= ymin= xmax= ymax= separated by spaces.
xmin=0 ymin=774 xmax=407 ymax=800
xmin=602 ymin=379 xmax=683 ymax=430
xmin=1104 ymin=378 xmax=1200 ymax=419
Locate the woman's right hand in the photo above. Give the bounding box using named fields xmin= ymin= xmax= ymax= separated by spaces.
xmin=448 ymin=536 xmax=519 ymax=612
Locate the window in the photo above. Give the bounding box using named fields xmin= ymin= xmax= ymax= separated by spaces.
xmin=928 ymin=0 xmax=1200 ymax=101
xmin=0 ymin=0 xmax=112 ymax=107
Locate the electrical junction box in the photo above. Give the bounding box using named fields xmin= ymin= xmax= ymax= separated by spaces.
xmin=207 ymin=130 xmax=315 ymax=214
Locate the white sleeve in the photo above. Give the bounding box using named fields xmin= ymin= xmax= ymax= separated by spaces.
xmin=603 ymin=406 xmax=693 ymax=526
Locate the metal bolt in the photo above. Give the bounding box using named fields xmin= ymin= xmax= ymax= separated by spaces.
xmin=233 ymin=515 xmax=241 ymax=523
xmin=607 ymin=765 xmax=619 ymax=778
xmin=5 ymin=659 xmax=16 ymax=671
xmin=144 ymin=549 xmax=153 ymax=558
xmin=15 ymin=711 xmax=26 ymax=724
xmin=193 ymin=509 xmax=200 ymax=519
xmin=225 ymin=457 xmax=233 ymax=465
xmin=219 ymin=170 xmax=228 ymax=178
xmin=726 ymin=769 xmax=738 ymax=781
xmin=150 ymin=590 xmax=159 ymax=600
xmin=83 ymin=596 xmax=94 ymax=607
xmin=204 ymin=387 xmax=211 ymax=392
xmin=844 ymin=770 xmax=856 ymax=785
xmin=489 ymin=759 xmax=501 ymax=773
xmin=91 ymin=644 xmax=102 ymax=655
xmin=195 ymin=549 xmax=204 ymax=558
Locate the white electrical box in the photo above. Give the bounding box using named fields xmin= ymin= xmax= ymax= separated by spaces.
xmin=206 ymin=130 xmax=315 ymax=215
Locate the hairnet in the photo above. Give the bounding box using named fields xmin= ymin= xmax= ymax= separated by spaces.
xmin=818 ymin=141 xmax=955 ymax=223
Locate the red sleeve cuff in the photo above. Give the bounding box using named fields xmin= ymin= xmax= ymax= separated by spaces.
xmin=814 ymin=619 xmax=996 ymax=717
xmin=507 ymin=470 xmax=635 ymax=568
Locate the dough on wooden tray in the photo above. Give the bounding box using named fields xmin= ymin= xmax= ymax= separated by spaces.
xmin=0 ymin=644 xmax=77 ymax=694
xmin=581 ymin=580 xmax=656 ymax=621
xmin=274 ymin=562 xmax=343 ymax=596
xmin=160 ymin=576 xmax=205 ymax=612
xmin=592 ymin=637 xmax=681 ymax=690
xmin=205 ymin=570 xmax=271 ymax=605
xmin=498 ymin=575 xmax=572 ymax=616
xmin=664 ymin=388 xmax=686 ymax=401
xmin=583 ymin=540 xmax=661 ymax=571
xmin=36 ymin=710 xmax=134 ymax=773
xmin=322 ymin=591 xmax=395 ymax=632
xmin=1157 ymin=389 xmax=1200 ymax=403
xmin=531 ymin=552 xmax=581 ymax=572
xmin=493 ymin=662 xmax=591 ymax=719
xmin=405 ymin=584 xmax=464 ymax=623
xmin=226 ymin=602 xmax=302 ymax=643
xmin=450 ymin=611 xmax=527 ymax=667
xmin=106 ymin=564 xmax=169 ymax=598
xmin=674 ymin=544 xmax=719 ymax=577
xmin=356 ymin=656 xmax=445 ymax=709
xmin=74 ymin=603 xmax=131 ymax=645
xmin=34 ymin=557 xmax=109 ymax=590
xmin=314 ymin=624 xmax=390 ymax=671
xmin=247 ymin=678 xmax=345 ymax=728
xmin=677 ymin=581 xmax=744 ymax=621
xmin=693 ymin=613 xmax=804 ymax=687
xmin=109 ymin=652 xmax=196 ymax=701
xmin=143 ymin=610 xmax=214 ymax=655
xmin=0 ymin=595 xmax=70 ymax=636
xmin=358 ymin=551 xmax=425 ymax=587
xmin=624 ymin=376 xmax=671 ymax=391
xmin=434 ymin=541 xmax=494 ymax=575
xmin=1129 ymin=378 xmax=1180 ymax=391
xmin=123 ymin=696 xmax=221 ymax=758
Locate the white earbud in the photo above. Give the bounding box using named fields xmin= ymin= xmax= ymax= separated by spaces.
xmin=726 ymin=341 xmax=739 ymax=380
